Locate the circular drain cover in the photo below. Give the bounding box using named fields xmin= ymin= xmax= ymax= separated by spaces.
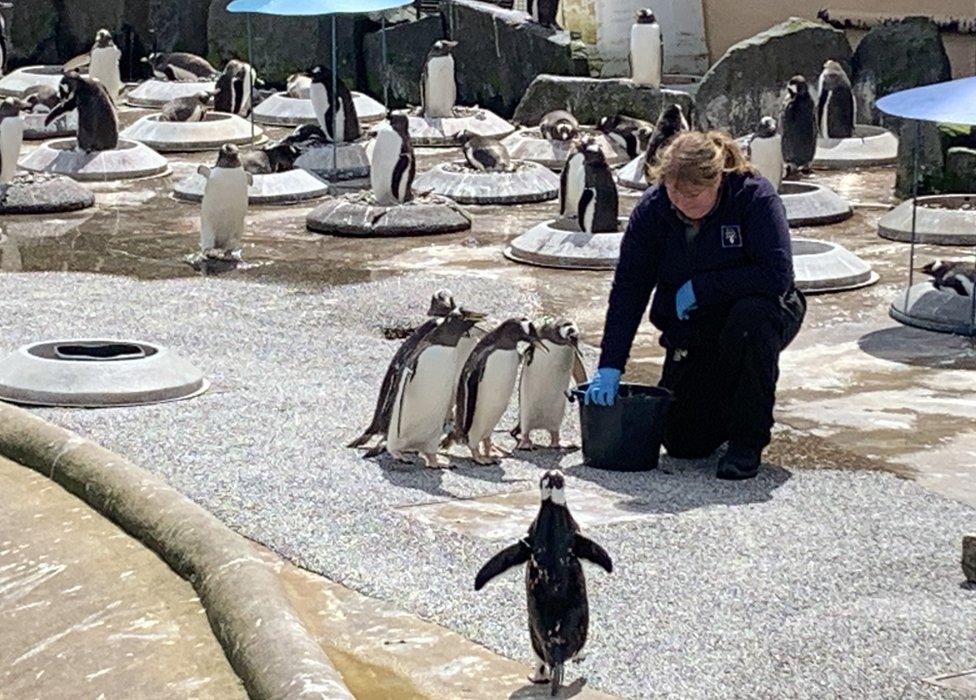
xmin=0 ymin=340 xmax=209 ymax=407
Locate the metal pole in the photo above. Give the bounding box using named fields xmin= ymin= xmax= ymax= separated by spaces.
xmin=381 ymin=16 xmax=389 ymax=108
xmin=904 ymin=120 xmax=920 ymax=312
xmin=246 ymin=13 xmax=255 ymax=140
xmin=331 ymin=14 xmax=338 ymax=181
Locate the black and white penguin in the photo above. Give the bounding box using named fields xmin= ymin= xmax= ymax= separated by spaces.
xmin=197 ymin=144 xmax=252 ymax=256
xmin=284 ymin=123 xmax=329 ymax=152
xmin=559 ymin=135 xmax=590 ymax=219
xmin=240 ymin=141 xmax=301 ymax=175
xmin=456 ymin=130 xmax=511 ymax=171
xmin=817 ymin=59 xmax=856 ymax=139
xmin=747 ymin=116 xmax=783 ymax=191
xmin=142 ymin=52 xmax=219 ymax=82
xmin=214 ymin=59 xmax=258 ymax=117
xmin=922 ymin=260 xmax=976 ymax=297
xmin=420 ymin=40 xmax=458 ymax=119
xmin=781 ymin=75 xmax=818 ymax=175
xmin=596 ymin=114 xmax=653 ymax=158
xmin=642 ymin=102 xmax=689 ymax=180
xmin=629 ymin=8 xmax=663 ymax=89
xmin=0 ymin=97 xmax=28 ymax=192
xmin=371 ymin=111 xmax=415 ymax=205
xmin=527 ymin=0 xmax=561 ymax=29
xmin=539 ymin=110 xmax=579 ymax=142
xmin=475 ymin=469 xmax=613 ymax=696
xmin=286 ymin=72 xmax=311 ymax=99
xmin=45 ymin=72 xmax=118 ymax=153
xmin=159 ymin=92 xmax=210 ymax=122
xmin=87 ymin=29 xmax=123 ymax=103
xmin=578 ymin=144 xmax=618 ymax=234
xmin=512 ymin=319 xmax=587 ymax=450
xmin=307 ymin=64 xmax=360 ymax=144
xmin=452 ymin=318 xmax=546 ymax=465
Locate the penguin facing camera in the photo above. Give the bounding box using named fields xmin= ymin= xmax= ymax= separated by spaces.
xmin=597 ymin=113 xmax=653 ymax=158
xmin=62 ymin=29 xmax=123 ymax=103
xmin=629 ymin=8 xmax=663 ymax=89
xmin=922 ymin=260 xmax=976 ymax=297
xmin=159 ymin=91 xmax=211 ymax=122
xmin=142 ymin=52 xmax=219 ymax=82
xmin=579 ymin=144 xmax=618 ymax=234
xmin=45 ymin=71 xmax=118 ymax=153
xmin=421 ymin=40 xmax=458 ymax=119
xmin=307 ymin=64 xmax=360 ymax=144
xmin=214 ymin=59 xmax=260 ymax=117
xmin=475 ymin=469 xmax=613 ymax=697
xmin=539 ymin=110 xmax=579 ymax=142
xmin=642 ymin=102 xmax=689 ymax=181
xmin=781 ymin=75 xmax=817 ymax=175
xmin=371 ymin=111 xmax=415 ymax=205
xmin=527 ymin=0 xmax=561 ymax=29
xmin=456 ymin=130 xmax=511 ymax=171
xmin=0 ymin=97 xmax=31 ymax=197
xmin=817 ymin=60 xmax=856 ymax=139
xmin=511 ymin=319 xmax=588 ymax=451
xmin=197 ymin=144 xmax=252 ymax=260
xmin=240 ymin=141 xmax=301 ymax=175
xmin=746 ymin=116 xmax=783 ymax=192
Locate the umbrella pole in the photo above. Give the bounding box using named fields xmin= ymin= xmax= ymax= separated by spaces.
xmin=247 ymin=12 xmax=255 ymax=141
xmin=381 ymin=16 xmax=389 ymax=109
xmin=905 ymin=120 xmax=920 ymax=312
xmin=332 ymin=14 xmax=338 ymax=182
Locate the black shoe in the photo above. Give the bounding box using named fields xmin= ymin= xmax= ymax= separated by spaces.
xmin=716 ymin=444 xmax=761 ymax=480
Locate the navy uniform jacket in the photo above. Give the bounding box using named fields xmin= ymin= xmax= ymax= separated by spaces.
xmin=598 ymin=172 xmax=795 ymax=371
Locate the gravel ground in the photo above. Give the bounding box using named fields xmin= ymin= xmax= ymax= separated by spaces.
xmin=2 ymin=271 xmax=975 ymax=699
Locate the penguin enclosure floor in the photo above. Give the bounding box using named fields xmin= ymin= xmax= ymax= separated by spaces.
xmin=2 ymin=114 xmax=976 ymax=698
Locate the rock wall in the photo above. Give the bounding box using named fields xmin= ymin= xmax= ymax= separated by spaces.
xmin=363 ymin=15 xmax=444 ymax=109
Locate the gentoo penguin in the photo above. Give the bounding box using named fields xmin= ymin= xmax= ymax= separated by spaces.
xmin=578 ymin=144 xmax=618 ymax=233
xmin=527 ymin=0 xmax=560 ymax=29
xmin=159 ymin=92 xmax=210 ymax=122
xmin=512 ymin=320 xmax=587 ymax=450
xmin=87 ymin=29 xmax=123 ymax=103
xmin=371 ymin=111 xmax=415 ymax=205
xmin=0 ymin=97 xmax=28 ymax=194
xmin=781 ymin=75 xmax=818 ymax=175
xmin=286 ymin=72 xmax=311 ymax=99
xmin=421 ymin=40 xmax=458 ymax=119
xmin=629 ymin=9 xmax=663 ymax=89
xmin=475 ymin=469 xmax=613 ymax=696
xmin=240 ymin=141 xmax=301 ymax=175
xmin=307 ymin=64 xmax=360 ymax=143
xmin=24 ymin=85 xmax=60 ymax=112
xmin=817 ymin=60 xmax=856 ymax=139
xmin=559 ymin=136 xmax=591 ymax=219
xmin=539 ymin=110 xmax=579 ymax=142
xmin=197 ymin=144 xmax=252 ymax=256
xmin=642 ymin=102 xmax=689 ymax=180
xmin=456 ymin=130 xmax=511 ymax=171
xmin=451 ymin=318 xmax=545 ymax=465
xmin=922 ymin=260 xmax=976 ymax=297
xmin=142 ymin=52 xmax=218 ymax=82
xmin=596 ymin=114 xmax=653 ymax=158
xmin=45 ymin=72 xmax=118 ymax=153
xmin=747 ymin=116 xmax=783 ymax=191
xmin=214 ymin=59 xmax=258 ymax=117
xmin=285 ymin=123 xmax=329 ymax=151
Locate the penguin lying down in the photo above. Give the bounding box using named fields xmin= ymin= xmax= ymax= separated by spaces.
xmin=476 ymin=469 xmax=613 ymax=697
xmin=922 ymin=260 xmax=976 ymax=297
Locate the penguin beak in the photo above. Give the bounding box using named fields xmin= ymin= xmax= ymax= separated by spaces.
xmin=460 ymin=308 xmax=487 ymax=321
xmin=531 ymin=338 xmax=549 ymax=353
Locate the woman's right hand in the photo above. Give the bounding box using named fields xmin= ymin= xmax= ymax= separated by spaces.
xmin=583 ymin=368 xmax=621 ymax=406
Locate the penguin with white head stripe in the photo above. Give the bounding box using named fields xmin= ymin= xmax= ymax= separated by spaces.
xmin=197 ymin=144 xmax=252 ymax=258
xmin=371 ymin=111 xmax=415 ymax=205
xmin=421 ymin=40 xmax=458 ymax=119
xmin=307 ymin=64 xmax=360 ymax=143
xmin=578 ymin=144 xmax=618 ymax=233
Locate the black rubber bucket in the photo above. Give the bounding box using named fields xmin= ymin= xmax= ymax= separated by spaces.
xmin=570 ymin=383 xmax=672 ymax=471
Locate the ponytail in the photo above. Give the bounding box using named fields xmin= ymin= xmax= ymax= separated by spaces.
xmin=649 ymin=130 xmax=755 ymax=187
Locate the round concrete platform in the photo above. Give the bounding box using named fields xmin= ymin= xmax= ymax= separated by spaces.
xmin=174 ymin=168 xmax=330 ymax=205
xmin=779 ymin=181 xmax=853 ymax=227
xmin=813 ymin=125 xmax=898 ymax=169
xmin=252 ymin=90 xmax=386 ymax=127
xmin=501 ymin=129 xmax=627 ymax=171
xmin=890 ymin=282 xmax=976 ymax=336
xmin=0 ymin=65 xmax=64 ymax=98
xmin=0 ymin=339 xmax=209 ymax=408
xmin=0 ymin=173 xmax=94 ymax=214
xmin=23 ymin=110 xmax=77 ymax=140
xmin=504 ymin=217 xmax=628 ymax=270
xmin=19 ymin=138 xmax=170 ymax=182
xmin=412 ymin=160 xmax=559 ymax=205
xmin=125 ymin=79 xmax=217 ymax=109
xmin=294 ymin=142 xmax=370 ymax=181
xmin=121 ymin=112 xmax=264 ymax=152
xmin=878 ymin=195 xmax=976 ymax=246
xmin=407 ymin=107 xmax=515 ymax=147
xmin=792 ymin=238 xmax=879 ymax=294
xmin=616 ymin=153 xmax=650 ymax=190
xmin=306 ymin=194 xmax=471 ymax=237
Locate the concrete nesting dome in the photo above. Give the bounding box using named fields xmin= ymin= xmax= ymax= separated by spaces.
xmin=890 ymin=283 xmax=976 ymax=337
xmin=294 ymin=142 xmax=370 ymax=181
xmin=616 ymin=153 xmax=650 ymax=190
xmin=306 ymin=194 xmax=471 ymax=237
xmin=125 ymin=79 xmax=217 ymax=109
xmin=19 ymin=138 xmax=170 ymax=181
xmin=0 ymin=339 xmax=209 ymax=408
xmin=412 ymin=160 xmax=559 ymax=205
xmin=121 ymin=113 xmax=264 ymax=152
xmin=502 ymin=129 xmax=628 ymax=171
xmin=878 ymin=195 xmax=976 ymax=246
xmin=252 ymin=91 xmax=386 ymax=127
xmin=174 ymin=169 xmax=330 ymax=205
xmin=23 ymin=111 xmax=77 ymax=140
xmin=0 ymin=173 xmax=95 ymax=214
xmin=504 ymin=217 xmax=628 ymax=270
xmin=779 ymin=181 xmax=853 ymax=227
xmin=792 ymin=238 xmax=879 ymax=294
xmin=0 ymin=65 xmax=64 ymax=98
xmin=813 ymin=125 xmax=898 ymax=170
xmin=406 ymin=107 xmax=515 ymax=147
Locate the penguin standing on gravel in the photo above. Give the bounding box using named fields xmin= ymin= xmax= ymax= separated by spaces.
xmin=421 ymin=40 xmax=458 ymax=119
xmin=88 ymin=29 xmax=123 ymax=103
xmin=578 ymin=144 xmax=618 ymax=234
xmin=747 ymin=116 xmax=783 ymax=191
xmin=371 ymin=111 xmax=415 ymax=205
xmin=451 ymin=318 xmax=546 ymax=465
xmin=781 ymin=75 xmax=818 ymax=175
xmin=159 ymin=92 xmax=210 ymax=122
xmin=0 ymin=97 xmax=28 ymax=194
xmin=539 ymin=110 xmax=579 ymax=142
xmin=922 ymin=260 xmax=976 ymax=297
xmin=214 ymin=59 xmax=259 ymax=117
xmin=559 ymin=136 xmax=590 ymax=219
xmin=629 ymin=9 xmax=663 ymax=88
xmin=475 ymin=470 xmax=613 ymax=697
xmin=597 ymin=114 xmax=652 ymax=158
xmin=642 ymin=102 xmax=689 ymax=180
xmin=512 ymin=319 xmax=587 ymax=450
xmin=308 ymin=64 xmax=359 ymax=143
xmin=527 ymin=0 xmax=561 ymax=29
xmin=45 ymin=72 xmax=118 ymax=153
xmin=457 ymin=130 xmax=511 ymax=171
xmin=197 ymin=144 xmax=252 ymax=257
xmin=817 ymin=60 xmax=856 ymax=139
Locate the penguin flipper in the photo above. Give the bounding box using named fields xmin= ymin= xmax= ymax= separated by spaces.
xmin=44 ymin=95 xmax=76 ymax=127
xmin=392 ymin=153 xmax=413 ymax=203
xmin=197 ymin=165 xmax=212 ymax=178
xmin=558 ymin=162 xmax=569 ymax=216
xmin=573 ymin=534 xmax=613 ymax=573
xmin=246 ymin=172 xmax=254 ymax=186
xmin=571 ymin=348 xmax=588 ymax=385
xmin=63 ymin=52 xmax=91 ymax=71
xmin=474 ymin=540 xmax=530 ymax=590
xmin=577 ymin=188 xmax=595 ymax=228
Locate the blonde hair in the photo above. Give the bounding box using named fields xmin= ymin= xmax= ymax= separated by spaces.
xmin=648 ymin=130 xmax=754 ymax=187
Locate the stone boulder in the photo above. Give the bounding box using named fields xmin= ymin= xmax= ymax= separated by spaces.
xmin=438 ymin=0 xmax=588 ymax=118
xmin=852 ymin=17 xmax=951 ymax=127
xmin=363 ymin=15 xmax=443 ymax=109
xmin=944 ymin=147 xmax=976 ymax=194
xmin=5 ymin=0 xmax=59 ymax=66
xmin=695 ymin=18 xmax=851 ymax=136
xmin=144 ymin=0 xmax=213 ymax=58
xmin=896 ymin=122 xmax=976 ymax=197
xmin=513 ymin=75 xmax=695 ymax=126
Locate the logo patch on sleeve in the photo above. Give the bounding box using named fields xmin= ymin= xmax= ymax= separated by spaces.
xmin=721 ymin=225 xmax=742 ymax=248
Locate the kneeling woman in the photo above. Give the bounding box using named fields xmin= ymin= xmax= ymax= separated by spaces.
xmin=584 ymin=131 xmax=806 ymax=480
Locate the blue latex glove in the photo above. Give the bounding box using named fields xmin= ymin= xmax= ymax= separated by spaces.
xmin=676 ymin=280 xmax=697 ymax=321
xmin=584 ymin=368 xmax=621 ymax=406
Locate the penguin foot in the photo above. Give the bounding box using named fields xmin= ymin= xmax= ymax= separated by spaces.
xmin=529 ymin=662 xmax=551 ymax=684
xmin=422 ymin=453 xmax=452 ymax=469
xmin=388 ymin=450 xmax=413 ymax=464
xmin=487 ymin=442 xmax=512 ymax=458
xmin=516 ymin=438 xmax=537 ymax=451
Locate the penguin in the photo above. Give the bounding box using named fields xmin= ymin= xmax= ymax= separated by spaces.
xmin=196 ymin=144 xmax=252 ymax=257
xmin=781 ymin=75 xmax=818 ymax=175
xmin=159 ymin=92 xmax=210 ymax=122
xmin=596 ymin=114 xmax=653 ymax=158
xmin=284 ymin=123 xmax=329 ymax=152
xmin=474 ymin=469 xmax=613 ymax=697
xmin=527 ymin=0 xmax=561 ymax=29
xmin=420 ymin=40 xmax=458 ymax=119
xmin=559 ymin=136 xmax=590 ymax=219
xmin=817 ymin=60 xmax=856 ymax=139
xmin=45 ymin=72 xmax=118 ymax=153
xmin=307 ymin=64 xmax=360 ymax=144
xmin=142 ymin=52 xmax=219 ymax=82
xmin=240 ymin=141 xmax=301 ymax=175
xmin=578 ymin=144 xmax=618 ymax=234
xmin=642 ymin=102 xmax=689 ymax=180
xmin=0 ymin=97 xmax=28 ymax=195
xmin=922 ymin=260 xmax=976 ymax=297
xmin=286 ymin=72 xmax=311 ymax=99
xmin=451 ymin=318 xmax=546 ymax=465
xmin=72 ymin=29 xmax=122 ymax=104
xmin=371 ymin=111 xmax=415 ymax=206
xmin=24 ymin=85 xmax=60 ymax=112
xmin=746 ymin=116 xmax=783 ymax=192
xmin=214 ymin=59 xmax=258 ymax=117
xmin=456 ymin=130 xmax=511 ymax=171
xmin=539 ymin=110 xmax=579 ymax=142
xmin=629 ymin=9 xmax=663 ymax=89
xmin=512 ymin=319 xmax=587 ymax=451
